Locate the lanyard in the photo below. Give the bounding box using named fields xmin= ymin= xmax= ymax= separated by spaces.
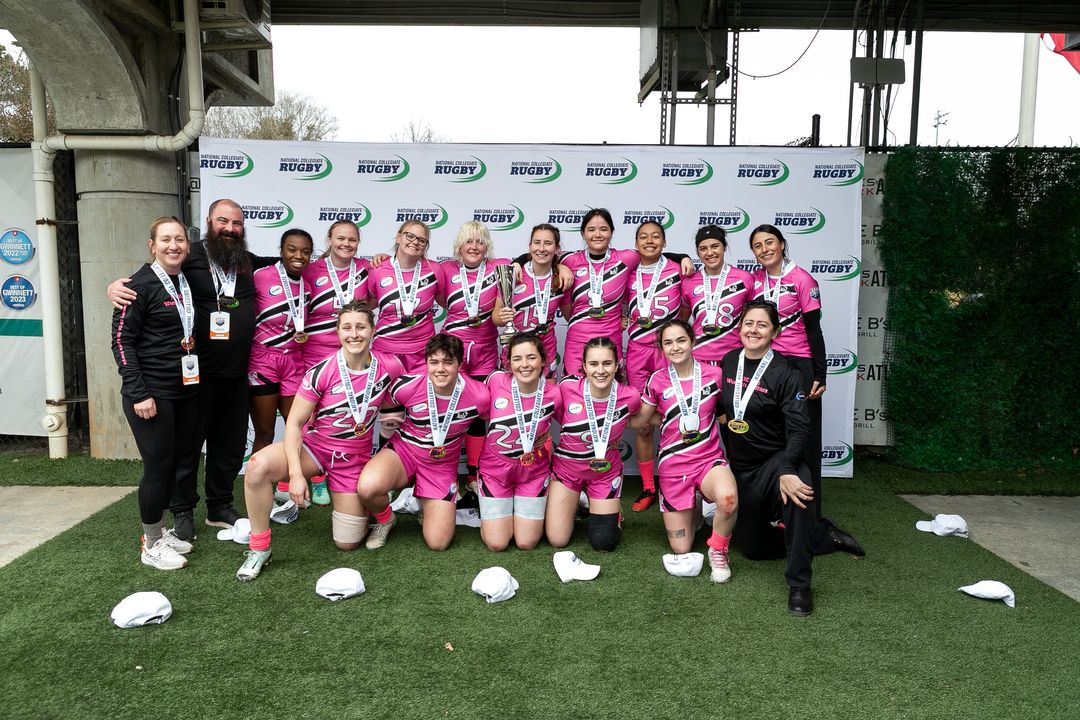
xmin=427 ymin=375 xmax=464 ymax=448
xmin=668 ymin=362 xmax=702 ymax=429
xmin=762 ymin=261 xmax=792 ymax=305
xmin=635 ymin=257 xmax=667 ymax=319
xmin=206 ymin=247 xmax=237 ymax=298
xmin=275 ymin=262 xmax=305 ymax=332
xmin=511 ymin=376 xmax=546 ymax=454
xmin=525 ymin=262 xmax=552 ymax=326
xmin=586 ymin=251 xmax=608 ymax=307
xmin=702 ymin=265 xmax=731 ymax=325
xmin=326 ymin=258 xmax=359 ymax=307
xmin=150 ymin=262 xmax=194 ymax=342
xmin=732 ymin=349 xmax=774 ymax=421
xmin=336 ymin=351 xmax=378 ymax=429
xmin=583 ymin=380 xmax=619 ymax=459
xmin=392 ymin=257 xmax=422 ymax=316
xmin=460 ymin=261 xmax=487 ymax=318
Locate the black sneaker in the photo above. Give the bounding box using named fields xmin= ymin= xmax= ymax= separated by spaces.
xmin=205 ymin=505 xmax=241 ymax=529
xmin=456 ymin=490 xmax=479 ymax=510
xmin=172 ymin=510 xmax=197 ymax=542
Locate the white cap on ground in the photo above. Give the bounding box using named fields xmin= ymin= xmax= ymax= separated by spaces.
xmin=552 ymin=551 xmax=601 ymax=583
xmin=316 ymin=568 xmax=366 ymax=601
xmin=390 ymin=486 xmax=420 ymax=514
xmin=455 ymin=508 xmax=482 ymax=527
xmin=110 ymin=591 xmax=172 ymax=628
xmin=216 ymin=517 xmax=252 ymax=543
xmin=662 ymin=552 xmax=704 ymax=577
xmin=958 ymin=580 xmax=1015 ymax=608
xmin=270 ymin=500 xmax=299 ymax=525
xmin=471 ymin=567 xmax=519 ymax=603
xmin=915 ymin=513 xmax=969 ymax=538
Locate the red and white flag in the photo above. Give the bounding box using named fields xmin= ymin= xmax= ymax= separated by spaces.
xmin=1044 ymin=33 xmax=1080 ymax=75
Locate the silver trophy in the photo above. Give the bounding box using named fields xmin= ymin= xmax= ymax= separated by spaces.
xmin=494 ymin=265 xmax=517 ymax=345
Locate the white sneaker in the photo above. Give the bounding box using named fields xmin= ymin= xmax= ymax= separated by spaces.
xmin=236 ymin=548 xmax=272 ymax=582
xmin=161 ymin=528 xmax=194 ymax=555
xmin=365 ymin=513 xmax=396 ymax=550
xmin=141 ymin=536 xmax=188 ymax=571
xmin=708 ymin=547 xmax=732 ymax=583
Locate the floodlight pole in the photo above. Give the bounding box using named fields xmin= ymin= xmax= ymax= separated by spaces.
xmin=1018 ymin=33 xmax=1040 ymax=146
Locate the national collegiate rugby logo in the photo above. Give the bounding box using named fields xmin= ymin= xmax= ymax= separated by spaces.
xmin=200 ymin=151 xmax=254 ymax=178
xmin=242 ymin=202 xmax=294 ymax=228
xmin=509 ymin=157 xmax=562 ymax=184
xmin=278 ymin=153 xmax=332 ymax=180
xmin=356 ymin=155 xmax=410 ymax=182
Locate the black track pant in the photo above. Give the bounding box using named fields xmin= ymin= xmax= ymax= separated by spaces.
xmin=788 ymin=356 xmax=823 ymax=516
xmin=123 ymin=394 xmax=201 ymax=524
xmin=731 ymin=452 xmax=834 ymax=589
xmin=171 ymin=375 xmax=249 ymax=514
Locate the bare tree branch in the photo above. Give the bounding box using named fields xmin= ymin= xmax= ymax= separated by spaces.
xmin=203 ymin=91 xmax=339 ymax=141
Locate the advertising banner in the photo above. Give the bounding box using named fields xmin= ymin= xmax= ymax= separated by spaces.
xmin=199 ymin=139 xmax=861 ymax=476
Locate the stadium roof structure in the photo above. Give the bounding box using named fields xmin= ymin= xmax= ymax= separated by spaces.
xmin=269 ymin=1 xmax=1080 ymax=32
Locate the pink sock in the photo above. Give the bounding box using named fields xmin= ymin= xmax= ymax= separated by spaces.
xmin=312 ymin=475 xmax=326 ymax=487
xmin=249 ymin=528 xmax=271 ymax=551
xmin=706 ymin=531 xmax=731 ymax=553
xmin=276 ymin=481 xmax=289 ymax=493
xmin=371 ymin=506 xmax=393 ymax=524
xmin=639 ymin=460 xmax=655 ymax=492
xmin=465 ymin=434 xmax=484 ymax=469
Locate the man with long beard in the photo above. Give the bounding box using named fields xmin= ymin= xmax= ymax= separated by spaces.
xmin=110 ymin=198 xmax=272 ymax=542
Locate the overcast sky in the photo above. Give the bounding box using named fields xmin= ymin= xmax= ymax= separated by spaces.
xmin=4 ymin=25 xmax=1077 ymax=147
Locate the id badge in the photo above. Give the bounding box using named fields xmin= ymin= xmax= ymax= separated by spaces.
xmin=181 ymin=354 xmax=200 ymax=385
xmin=209 ymin=311 xmax=230 ymax=340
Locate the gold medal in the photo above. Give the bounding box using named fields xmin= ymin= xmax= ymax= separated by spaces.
xmin=534 ymin=323 xmax=550 ymax=335
xmin=588 ymin=458 xmax=612 ymax=473
xmin=293 ymin=332 xmax=308 ymax=344
xmin=467 ymin=316 xmax=483 ymax=328
xmin=402 ymin=314 xmax=419 ymax=327
xmin=636 ymin=317 xmax=653 ymax=329
xmin=219 ymin=295 xmax=239 ymax=309
xmin=702 ymin=324 xmax=720 ymax=336
xmin=180 ymin=336 xmax=195 ymax=351
xmin=587 ymin=307 xmax=606 ymax=319
xmin=519 ymin=451 xmax=536 ymax=466
xmin=727 ymin=419 xmax=750 ymax=434
xmin=681 ymin=430 xmax=702 ymax=443
xmin=354 ymin=422 xmax=366 ymax=436
xmin=429 ymin=446 xmax=447 ymax=460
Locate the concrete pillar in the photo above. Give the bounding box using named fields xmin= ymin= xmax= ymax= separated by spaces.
xmin=75 ymin=151 xmax=180 ymax=458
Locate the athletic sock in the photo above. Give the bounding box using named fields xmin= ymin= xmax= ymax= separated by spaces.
xmin=276 ymin=480 xmax=289 ymax=494
xmin=639 ymin=459 xmax=655 ymax=493
xmin=372 ymin=506 xmax=393 ymax=524
xmin=706 ymin=530 xmax=731 ymax=553
xmin=142 ymin=519 xmax=166 ymax=547
xmin=249 ymin=528 xmax=271 ymax=551
xmin=464 ymin=434 xmax=484 ymax=475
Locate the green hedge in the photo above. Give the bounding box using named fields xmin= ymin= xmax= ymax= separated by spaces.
xmin=880 ymin=147 xmax=1080 ymax=471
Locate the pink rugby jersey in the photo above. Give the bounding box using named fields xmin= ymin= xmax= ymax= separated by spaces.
xmin=508 ymin=264 xmax=565 ymax=364
xmin=389 ymin=373 xmax=490 ymax=459
xmin=439 ymin=258 xmax=508 ymax=343
xmin=750 ymin=264 xmax=821 ymax=358
xmin=297 ymin=349 xmax=404 ymax=447
xmin=682 ymin=265 xmax=755 ymax=361
xmin=552 ymin=377 xmax=641 ymax=471
xmin=301 ymin=257 xmax=372 ymax=363
xmin=642 ymin=361 xmax=725 ymax=477
xmin=369 ymin=258 xmax=443 ymax=357
xmin=252 ymin=263 xmax=309 ymax=349
xmin=479 ymin=371 xmax=563 ymax=463
xmin=624 ymin=256 xmax=683 ymax=348
xmin=561 ymin=248 xmax=640 ymax=342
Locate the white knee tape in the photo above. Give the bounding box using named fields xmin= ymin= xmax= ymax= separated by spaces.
xmin=332 ymin=511 xmax=369 ymax=544
xmin=513 ymin=495 xmax=547 ymax=521
xmin=478 ymin=495 xmax=514 ymax=521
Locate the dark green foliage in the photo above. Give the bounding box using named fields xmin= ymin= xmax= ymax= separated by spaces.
xmin=880 ymin=147 xmax=1080 ymax=471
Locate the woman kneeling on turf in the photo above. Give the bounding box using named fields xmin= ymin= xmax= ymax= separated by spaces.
xmin=356 ymin=333 xmax=490 ymax=551
xmin=477 ymin=332 xmax=563 ymax=551
xmin=237 ymin=302 xmax=403 ymax=581
xmin=546 ymin=337 xmax=641 ymax=552
xmin=633 ymin=320 xmax=739 ymax=582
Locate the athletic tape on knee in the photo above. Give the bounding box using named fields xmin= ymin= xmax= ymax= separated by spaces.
xmin=513 ymin=495 xmax=547 ymax=521
xmin=478 ymin=495 xmax=514 ymax=521
xmin=587 ymin=512 xmax=621 ymax=552
xmin=332 ymin=511 xmax=369 ymax=544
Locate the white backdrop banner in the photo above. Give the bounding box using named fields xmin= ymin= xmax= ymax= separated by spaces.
xmin=0 ymin=147 xmax=47 ymax=436
xmin=199 ymin=139 xmax=861 ymax=477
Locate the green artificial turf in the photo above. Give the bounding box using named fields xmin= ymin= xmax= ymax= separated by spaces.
xmin=0 ymin=451 xmax=142 ymax=487
xmin=2 ymin=475 xmax=1079 ymax=719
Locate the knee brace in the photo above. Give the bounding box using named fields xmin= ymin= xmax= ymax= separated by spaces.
xmin=332 ymin=511 xmax=369 ymax=546
xmin=587 ymin=512 xmax=621 ymax=552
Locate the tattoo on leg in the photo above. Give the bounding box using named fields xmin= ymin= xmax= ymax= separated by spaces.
xmin=667 ymin=528 xmax=687 ymax=538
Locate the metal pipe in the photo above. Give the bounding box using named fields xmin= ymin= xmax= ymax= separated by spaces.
xmin=908 ymin=0 xmax=925 ymax=145
xmin=1018 ymin=33 xmax=1040 ymax=146
xmin=811 ymin=114 xmax=821 ymax=147
xmin=28 ymin=0 xmax=205 ymax=457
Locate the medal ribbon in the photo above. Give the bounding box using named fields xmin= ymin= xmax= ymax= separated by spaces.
xmin=460 ymin=261 xmax=486 ymax=319
xmin=336 ymin=351 xmax=378 ymax=429
xmin=275 ymin=262 xmax=305 ymax=332
xmin=427 ymin=375 xmax=464 ymax=449
xmin=326 ymin=257 xmax=358 ymax=308
xmin=586 ymin=251 xmax=608 ymax=308
xmin=635 ymin=257 xmax=667 ymax=321
xmin=667 ymin=361 xmax=702 ymax=429
xmin=732 ymin=349 xmax=774 ymax=423
xmin=392 ymin=257 xmax=422 ymax=316
xmin=583 ymin=380 xmax=619 ymax=460
xmin=762 ymin=260 xmax=792 ymax=305
xmin=702 ymin=265 xmax=730 ymax=326
xmin=525 ymin=262 xmax=552 ymax=327
xmin=511 ymin=376 xmax=546 ymax=454
xmin=205 ymin=245 xmax=237 ymax=297
xmin=151 ymin=262 xmax=194 ymax=342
